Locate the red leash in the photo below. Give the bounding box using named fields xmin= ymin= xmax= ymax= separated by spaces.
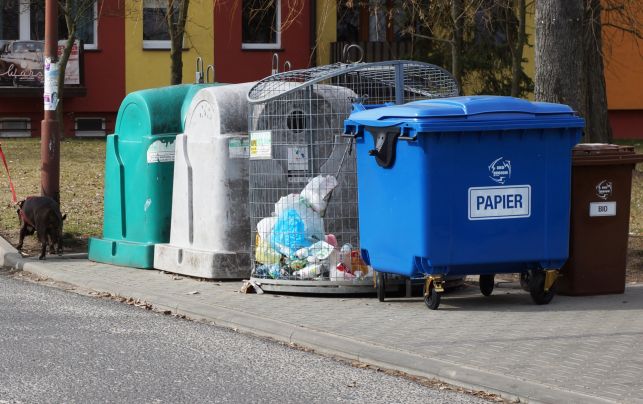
xmin=0 ymin=142 xmax=18 ymax=204
xmin=0 ymin=143 xmax=36 ymax=228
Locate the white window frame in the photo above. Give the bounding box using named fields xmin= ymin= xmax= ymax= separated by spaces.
xmin=0 ymin=118 xmax=32 ymax=138
xmin=143 ymin=40 xmax=171 ymax=50
xmin=81 ymin=2 xmax=99 ymax=50
xmin=16 ymin=0 xmax=98 ymax=50
xmin=74 ymin=117 xmax=106 ymax=137
xmin=241 ymin=0 xmax=281 ymax=50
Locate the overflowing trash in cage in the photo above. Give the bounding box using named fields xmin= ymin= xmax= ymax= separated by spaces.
xmin=246 ymin=59 xmax=459 ymax=292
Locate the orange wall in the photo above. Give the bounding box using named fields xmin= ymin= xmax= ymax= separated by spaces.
xmin=604 ymin=27 xmax=643 ymax=110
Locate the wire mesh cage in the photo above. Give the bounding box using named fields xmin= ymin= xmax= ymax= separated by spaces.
xmin=247 ymin=60 xmax=458 ymax=293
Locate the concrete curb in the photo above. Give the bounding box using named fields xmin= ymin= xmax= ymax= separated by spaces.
xmin=0 ymin=239 xmax=615 ymax=404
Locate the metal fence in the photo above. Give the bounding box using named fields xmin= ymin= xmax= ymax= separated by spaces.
xmin=247 ymin=60 xmax=458 ymax=292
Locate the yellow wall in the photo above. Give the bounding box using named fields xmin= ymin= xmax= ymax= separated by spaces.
xmin=315 ymin=0 xmax=337 ymax=66
xmin=125 ymin=0 xmax=214 ymax=94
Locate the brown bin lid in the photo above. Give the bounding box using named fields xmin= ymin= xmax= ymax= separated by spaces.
xmin=572 ymin=143 xmax=643 ymax=166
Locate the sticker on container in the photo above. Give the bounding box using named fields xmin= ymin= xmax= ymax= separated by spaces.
xmin=147 ymin=140 xmax=175 ymax=163
xmin=468 ymin=185 xmax=531 ymax=220
xmin=250 ymin=131 xmax=272 ymax=159
xmin=589 ymin=201 xmax=616 ymax=217
xmin=229 ymin=138 xmax=249 ymax=159
xmin=287 ymin=146 xmax=309 ymax=171
xmin=596 ymin=180 xmax=613 ymax=200
xmin=488 ymin=157 xmax=511 ymax=184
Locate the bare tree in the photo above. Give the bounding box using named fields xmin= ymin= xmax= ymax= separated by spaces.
xmin=166 ymin=0 xmax=189 ymax=85
xmin=509 ymin=0 xmax=527 ymax=97
xmin=56 ymin=0 xmax=98 ymax=131
xmin=536 ymin=0 xmax=641 ymax=143
xmin=535 ymin=0 xmax=586 ymax=115
xmin=583 ymin=0 xmax=612 ymax=142
xmin=451 ymin=0 xmax=464 ymax=86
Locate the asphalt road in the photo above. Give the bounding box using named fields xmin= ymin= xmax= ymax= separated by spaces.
xmin=0 ymin=273 xmax=489 ymax=404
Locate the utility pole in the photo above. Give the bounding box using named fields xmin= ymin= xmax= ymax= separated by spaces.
xmin=41 ymin=0 xmax=60 ymax=203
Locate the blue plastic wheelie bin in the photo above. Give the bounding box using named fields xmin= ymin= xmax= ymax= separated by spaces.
xmin=344 ymin=96 xmax=584 ymax=309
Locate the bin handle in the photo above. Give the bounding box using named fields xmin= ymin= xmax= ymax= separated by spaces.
xmin=343 ymin=123 xmax=362 ymax=138
xmin=271 ymin=53 xmax=279 ymax=75
xmin=368 ymin=128 xmax=400 ymax=168
xmin=195 ymin=57 xmax=204 ymax=84
xmin=206 ymin=64 xmax=215 ymax=83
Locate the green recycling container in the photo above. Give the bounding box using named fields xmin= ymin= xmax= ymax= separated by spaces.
xmin=89 ymin=84 xmax=218 ymax=269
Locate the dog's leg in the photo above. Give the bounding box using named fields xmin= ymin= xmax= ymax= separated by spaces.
xmin=46 ymin=229 xmax=57 ymax=255
xmin=39 ymin=242 xmax=46 ymax=260
xmin=17 ymin=225 xmax=27 ymax=251
xmin=37 ymin=226 xmax=47 ymax=260
xmin=57 ymin=233 xmax=63 ymax=256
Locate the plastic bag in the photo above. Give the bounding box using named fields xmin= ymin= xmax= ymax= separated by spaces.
xmin=301 ymin=175 xmax=339 ymax=214
xmin=255 ymin=234 xmax=282 ymax=265
xmin=272 ymin=209 xmax=308 ymax=257
xmin=272 ymin=194 xmax=324 ymax=257
xmin=257 ymin=217 xmax=277 ymax=243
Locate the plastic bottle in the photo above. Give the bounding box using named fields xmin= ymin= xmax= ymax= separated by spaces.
xmin=339 ymin=243 xmax=353 ymax=273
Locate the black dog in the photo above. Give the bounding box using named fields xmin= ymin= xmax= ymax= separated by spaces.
xmin=16 ymin=196 xmax=66 ymax=260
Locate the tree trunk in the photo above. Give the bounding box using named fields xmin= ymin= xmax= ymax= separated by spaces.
xmin=535 ymin=0 xmax=586 ymax=118
xmin=168 ymin=0 xmax=190 ymax=85
xmin=451 ymin=0 xmax=464 ymax=89
xmin=583 ymin=0 xmax=612 ymax=143
xmin=56 ymin=0 xmax=76 ymax=140
xmin=56 ymin=36 xmax=75 ymax=137
xmin=511 ymin=0 xmax=526 ymax=97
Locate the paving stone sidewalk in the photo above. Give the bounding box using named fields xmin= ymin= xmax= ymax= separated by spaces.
xmin=2 ymin=243 xmax=642 ymax=404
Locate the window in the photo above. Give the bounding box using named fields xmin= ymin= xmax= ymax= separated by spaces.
xmin=0 ymin=0 xmax=19 ymax=40
xmin=0 ymin=118 xmax=31 ymax=137
xmin=29 ymin=0 xmax=98 ymax=49
xmin=143 ymin=0 xmax=179 ymax=49
xmin=242 ymin=0 xmax=280 ymax=50
xmin=74 ymin=117 xmax=105 ymax=137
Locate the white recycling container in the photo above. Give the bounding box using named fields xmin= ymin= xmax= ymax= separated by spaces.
xmin=154 ymin=82 xmax=255 ymax=278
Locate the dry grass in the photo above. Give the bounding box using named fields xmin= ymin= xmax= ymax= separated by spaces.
xmin=622 ymin=140 xmax=643 ymax=282
xmin=0 ymin=138 xmax=105 ymax=254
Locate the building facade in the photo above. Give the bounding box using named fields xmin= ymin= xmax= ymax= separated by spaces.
xmin=0 ymin=0 xmax=125 ymax=138
xmin=0 ymin=0 xmax=640 ymax=139
xmin=213 ymin=0 xmax=313 ymax=83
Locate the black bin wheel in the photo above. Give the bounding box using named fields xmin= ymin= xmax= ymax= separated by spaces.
xmin=424 ymin=286 xmax=441 ymax=310
xmin=529 ymin=269 xmax=557 ymax=305
xmin=377 ymin=272 xmax=386 ymax=302
xmin=479 ymin=274 xmax=495 ymax=296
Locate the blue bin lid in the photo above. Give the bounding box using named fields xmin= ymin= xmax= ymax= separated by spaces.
xmin=345 ymin=96 xmax=585 ymax=133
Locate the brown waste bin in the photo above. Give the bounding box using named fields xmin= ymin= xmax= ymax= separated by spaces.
xmin=558 ymin=144 xmax=643 ymax=295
